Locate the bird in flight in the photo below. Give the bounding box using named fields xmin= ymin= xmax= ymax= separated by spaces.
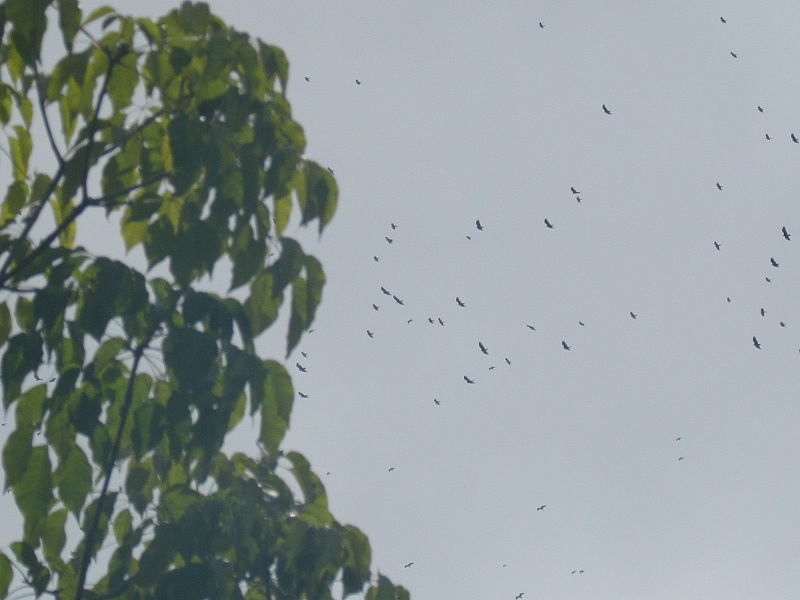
xmin=570 ymin=187 xmax=580 ymax=194
xmin=296 ymin=363 xmax=307 ymax=373
xmin=505 ymin=357 xmax=511 ymax=365
xmin=726 ymin=297 xmax=731 ymax=303
xmin=753 ymin=336 xmax=761 ymax=349
xmin=757 ymin=105 xmax=764 ymax=112
xmin=766 ymin=277 xmax=772 ymax=283
xmin=766 ymin=133 xmax=772 ymax=140
xmin=438 ymin=317 xmax=445 ymax=326
xmin=393 ymin=295 xmax=404 ymax=305
xmin=536 ymin=505 xmax=546 ymax=510
xmin=720 ymin=16 xmax=727 ymax=23
xmin=327 ymin=167 xmax=335 ymax=174
xmin=404 ymin=562 xmax=414 ymax=568
xmin=428 ymin=317 xmax=435 ymax=324
xmin=373 ymin=256 xmax=380 ymax=262
xmin=464 ymin=375 xmax=475 ymax=384
xmin=782 ymin=226 xmax=791 ymax=240
xmin=602 ymin=104 xmax=612 ymax=115
xmin=576 ymin=196 xmax=582 ymax=203
xmin=479 ymin=342 xmax=489 ymax=355
xmin=407 ymin=319 xmax=414 ymax=324
xmin=476 ymin=219 xmax=484 ymax=231
xmin=456 ymin=296 xmax=466 ymax=307
xmin=367 ymin=330 xmax=374 ymax=338
xmin=385 ymin=236 xmax=393 ymax=244
xmin=355 ymin=79 xmax=362 ymax=85
xmin=527 ymin=324 xmax=536 ymax=331
xmin=388 ymin=467 xmax=395 ymax=472
xmin=630 ymin=312 xmax=637 ymax=319
xmin=761 ymin=308 xmax=766 ymax=317
xmin=714 ymin=242 xmax=721 ymax=250
xmin=372 ymin=304 xmax=379 ymax=311
xmin=562 ymin=341 xmax=571 ymax=351
xmin=516 ymin=594 xmax=524 ymax=600
xmin=675 ymin=436 xmax=682 ymax=441
xmin=770 ymin=257 xmax=779 ymax=267
xmin=571 ymin=570 xmax=577 ymax=575
xmin=544 ymin=218 xmax=554 ymax=229
xmin=391 ymin=223 xmax=397 ymax=230
xmin=780 ymin=322 xmax=787 ymax=327
xmin=433 ymin=398 xmax=440 ymax=405
xmin=578 ymin=321 xmax=585 ymax=326
xmin=730 ymin=51 xmax=738 ymax=58
xmin=793 ymin=133 xmax=799 ymax=143
xmin=539 ymin=22 xmax=544 ymax=28
xmin=304 ymin=76 xmax=310 ymax=82
xmin=678 ymin=456 xmax=685 ymax=461
xmin=298 ymin=392 xmax=309 ymax=398
xmin=380 ymin=286 xmax=391 ymax=295
xmin=716 ymin=182 xmax=723 ymax=190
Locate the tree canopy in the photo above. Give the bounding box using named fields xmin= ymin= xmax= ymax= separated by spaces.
xmin=0 ymin=2 xmax=408 ymax=599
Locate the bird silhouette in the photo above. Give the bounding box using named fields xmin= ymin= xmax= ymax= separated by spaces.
xmin=438 ymin=318 xmax=445 ymax=326
xmin=678 ymin=456 xmax=685 ymax=461
xmin=570 ymin=186 xmax=580 ymax=194
xmin=726 ymin=297 xmax=731 ymax=303
xmin=730 ymin=51 xmax=738 ymax=58
xmin=675 ymin=436 xmax=682 ymax=441
xmin=373 ymin=256 xmax=380 ymax=262
xmin=602 ymin=104 xmax=612 ymax=115
xmin=301 ymin=352 xmax=308 ymax=358
xmin=793 ymin=133 xmax=799 ymax=143
xmin=407 ymin=319 xmax=414 ymax=324
xmin=714 ymin=242 xmax=721 ymax=250
xmin=505 ymin=357 xmax=511 ymax=365
xmin=479 ymin=342 xmax=489 ymax=355
xmin=304 ymin=76 xmax=310 ymax=82
xmin=372 ymin=304 xmax=379 ymax=311
xmin=720 ymin=16 xmax=727 ymax=23
xmin=780 ymin=322 xmax=787 ymax=327
xmin=388 ymin=467 xmax=395 ymax=472
xmin=761 ymin=308 xmax=766 ymax=317
xmin=770 ymin=257 xmax=779 ymax=267
xmin=579 ymin=570 xmax=585 ymax=574
xmin=536 ymin=505 xmax=546 ymax=510
xmin=391 ymin=223 xmax=397 ymax=230
xmin=476 ymin=219 xmax=484 ymax=231
xmin=298 ymin=392 xmax=309 ymax=398
xmin=766 ymin=277 xmax=772 ymax=283
xmin=766 ymin=133 xmax=772 ymax=140
xmin=393 ymin=295 xmax=404 ymax=305
xmin=456 ymin=297 xmax=466 ymax=307
xmin=464 ymin=375 xmax=475 ymax=384
xmin=630 ymin=312 xmax=637 ymax=319
xmin=355 ymin=79 xmax=362 ymax=85
xmin=539 ymin=22 xmax=544 ymax=28
xmin=428 ymin=317 xmax=435 ymax=324
xmin=576 ymin=196 xmax=582 ymax=203
xmin=381 ymin=286 xmax=391 ymax=295
xmin=296 ymin=363 xmax=307 ymax=373
xmin=562 ymin=341 xmax=571 ymax=351
xmin=433 ymin=398 xmax=441 ymax=405
xmin=527 ymin=324 xmax=536 ymax=331
xmin=516 ymin=594 xmax=524 ymax=600
xmin=544 ymin=218 xmax=554 ymax=229
xmin=757 ymin=105 xmax=764 ymax=112
xmin=403 ymin=562 xmax=414 ymax=568
xmin=753 ymin=336 xmax=761 ymax=349
xmin=578 ymin=321 xmax=585 ymax=326
xmin=716 ymin=182 xmax=723 ymax=190
xmin=367 ymin=330 xmax=374 ymax=338
xmin=327 ymin=167 xmax=335 ymax=174
xmin=571 ymin=570 xmax=577 ymax=575
xmin=782 ymin=226 xmax=791 ymax=240
xmin=385 ymin=236 xmax=393 ymax=244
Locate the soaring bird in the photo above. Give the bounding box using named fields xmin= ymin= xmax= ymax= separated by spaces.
xmin=716 ymin=182 xmax=723 ymax=190
xmin=403 ymin=562 xmax=414 ymax=568
xmin=720 ymin=16 xmax=727 ymax=23
xmin=753 ymin=336 xmax=761 ymax=349
xmin=407 ymin=319 xmax=414 ymax=324
xmin=505 ymin=358 xmax=511 ymax=365
xmin=385 ymin=236 xmax=393 ymax=244
xmin=388 ymin=467 xmax=395 ymax=472
xmin=730 ymin=51 xmax=738 ymax=58
xmin=578 ymin=321 xmax=585 ymax=326
xmin=380 ymin=286 xmax=391 ymax=295
xmin=456 ymin=296 xmax=466 ymax=307
xmin=373 ymin=256 xmax=380 ymax=262
xmin=761 ymin=308 xmax=766 ymax=317
xmin=298 ymin=392 xmax=309 ymax=398
xmin=479 ymin=342 xmax=489 ymax=355
xmin=678 ymin=456 xmax=685 ymax=461
xmin=366 ymin=330 xmax=374 ymax=338
xmin=304 ymin=76 xmax=310 ymax=82
xmin=539 ymin=22 xmax=544 ymax=28
xmin=571 ymin=571 xmax=577 ymax=575
xmin=393 ymin=295 xmax=404 ymax=305
xmin=793 ymin=133 xmax=799 ymax=143
xmin=630 ymin=312 xmax=637 ymax=319
xmin=301 ymin=352 xmax=308 ymax=358
xmin=476 ymin=219 xmax=484 ymax=231
xmin=355 ymin=79 xmax=362 ymax=85
xmin=576 ymin=196 xmax=582 ymax=203
xmin=782 ymin=226 xmax=791 ymax=240
xmin=464 ymin=375 xmax=475 ymax=384
xmin=516 ymin=595 xmax=524 ymax=600
xmin=780 ymin=322 xmax=787 ymax=327
xmin=296 ymin=363 xmax=307 ymax=373
xmin=544 ymin=218 xmax=554 ymax=229
xmin=714 ymin=241 xmax=721 ymax=250
xmin=726 ymin=297 xmax=731 ymax=302
xmin=570 ymin=186 xmax=580 ymax=194
xmin=433 ymin=398 xmax=441 ymax=405
xmin=766 ymin=133 xmax=772 ymax=140
xmin=757 ymin=105 xmax=764 ymax=112
xmin=391 ymin=223 xmax=397 ymax=230
xmin=327 ymin=167 xmax=335 ymax=174
xmin=562 ymin=341 xmax=571 ymax=351
xmin=428 ymin=317 xmax=435 ymax=324
xmin=372 ymin=304 xmax=379 ymax=311
xmin=675 ymin=436 xmax=682 ymax=441
xmin=766 ymin=277 xmax=772 ymax=283
xmin=602 ymin=104 xmax=612 ymax=115
xmin=527 ymin=324 xmax=536 ymax=331
xmin=770 ymin=257 xmax=779 ymax=267
xmin=536 ymin=505 xmax=546 ymax=511
xmin=438 ymin=317 xmax=445 ymax=326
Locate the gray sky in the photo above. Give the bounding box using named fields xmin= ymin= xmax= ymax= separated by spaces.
xmin=4 ymin=2 xmax=800 ymax=599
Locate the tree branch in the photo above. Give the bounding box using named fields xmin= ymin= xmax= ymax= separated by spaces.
xmin=33 ymin=63 xmax=64 ymax=167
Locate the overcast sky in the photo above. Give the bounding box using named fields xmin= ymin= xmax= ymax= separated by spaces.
xmin=3 ymin=2 xmax=800 ymax=599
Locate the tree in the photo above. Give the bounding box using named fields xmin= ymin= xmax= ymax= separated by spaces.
xmin=0 ymin=2 xmax=408 ymax=599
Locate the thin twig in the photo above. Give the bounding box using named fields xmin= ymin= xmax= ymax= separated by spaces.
xmin=32 ymin=63 xmax=64 ymax=166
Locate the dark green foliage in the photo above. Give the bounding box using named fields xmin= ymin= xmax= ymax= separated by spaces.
xmin=0 ymin=2 xmax=407 ymax=600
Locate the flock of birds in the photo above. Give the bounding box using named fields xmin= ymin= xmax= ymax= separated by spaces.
xmin=287 ymin=12 xmax=800 ymax=598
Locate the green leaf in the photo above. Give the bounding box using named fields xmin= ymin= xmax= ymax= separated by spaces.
xmin=9 ymin=124 xmax=32 ymax=181
xmin=113 ymin=508 xmax=133 ymax=543
xmin=2 ymin=180 xmax=27 ymax=224
xmin=107 ymin=51 xmax=138 ymax=112
xmin=14 ymin=296 xmax=35 ymax=332
xmin=0 ymin=303 xmax=10 ymax=346
xmin=82 ymin=6 xmax=115 ymax=26
xmin=286 ymin=255 xmax=325 ymax=356
xmin=14 ymin=446 xmax=54 ymax=540
xmin=16 ymin=384 xmax=46 ymax=427
xmin=341 ymin=525 xmax=372 ymax=596
xmin=56 ymin=0 xmax=81 ymax=51
xmin=162 ymin=327 xmax=218 ymax=392
xmin=6 ymin=0 xmax=48 ymax=67
xmin=2 ymin=425 xmax=33 ymax=489
xmin=42 ymin=507 xmax=68 ymax=569
xmin=54 ymin=445 xmax=92 ymax=517
xmin=257 ymin=360 xmax=293 ymax=455
xmin=1 ymin=332 xmax=43 ymax=405
xmin=285 ymin=451 xmax=332 ymax=525
xmin=50 ymin=196 xmax=77 ymax=248
xmin=0 ymin=552 xmax=12 ymax=597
